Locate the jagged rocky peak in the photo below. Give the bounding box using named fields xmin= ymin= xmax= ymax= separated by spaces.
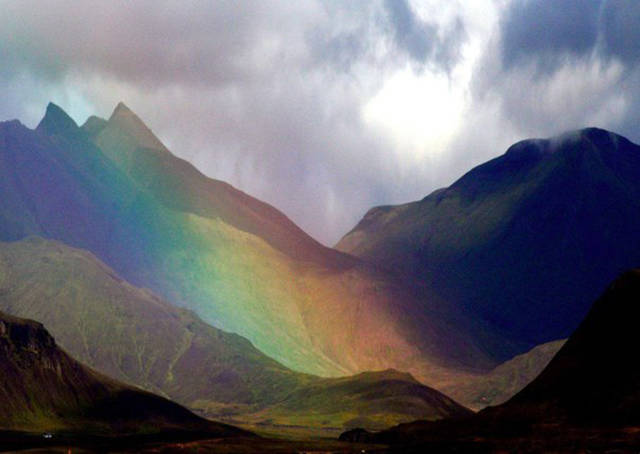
xmin=104 ymin=101 xmax=167 ymax=151
xmin=36 ymin=102 xmax=80 ymax=137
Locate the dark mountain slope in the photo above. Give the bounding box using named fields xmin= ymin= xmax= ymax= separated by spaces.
xmin=485 ymin=269 xmax=640 ymax=425
xmin=0 ymin=310 xmax=245 ymax=437
xmin=337 ymin=128 xmax=640 ymax=355
xmin=441 ymin=339 xmax=565 ymax=410
xmin=343 ymin=270 xmax=640 ymax=451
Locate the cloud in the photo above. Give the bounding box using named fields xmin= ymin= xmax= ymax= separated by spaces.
xmin=1 ymin=0 xmax=638 ymax=246
xmin=499 ymin=0 xmax=640 ymax=71
xmin=384 ymin=0 xmax=465 ymax=69
xmin=422 ymin=0 xmax=640 ymax=196
xmin=600 ymin=0 xmax=640 ymax=64
xmin=462 ymin=0 xmax=640 ymax=150
xmin=500 ymin=0 xmax=601 ymax=71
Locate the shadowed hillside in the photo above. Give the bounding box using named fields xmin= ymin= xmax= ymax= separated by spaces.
xmin=341 ymin=270 xmax=640 ymax=451
xmin=338 ymin=128 xmax=640 ymax=360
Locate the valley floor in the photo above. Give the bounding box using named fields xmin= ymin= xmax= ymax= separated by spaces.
xmin=0 ymin=432 xmax=381 ymax=454
xmin=10 ymin=426 xmax=640 ymax=454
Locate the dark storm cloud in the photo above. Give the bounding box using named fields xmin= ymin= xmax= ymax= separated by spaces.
xmin=500 ymin=0 xmax=601 ymax=70
xmin=0 ymin=1 xmax=292 ymax=87
xmin=385 ymin=0 xmax=439 ymax=62
xmin=307 ymin=0 xmax=467 ymax=75
xmin=384 ymin=0 xmax=466 ymax=71
xmin=500 ymin=0 xmax=640 ymax=71
xmin=600 ymin=0 xmax=640 ymax=65
xmin=497 ymin=0 xmax=640 ymax=142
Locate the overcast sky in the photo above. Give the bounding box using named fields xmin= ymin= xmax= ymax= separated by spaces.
xmin=2 ymin=0 xmax=639 ymax=245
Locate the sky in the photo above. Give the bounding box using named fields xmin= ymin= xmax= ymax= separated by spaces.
xmin=1 ymin=0 xmax=640 ymax=245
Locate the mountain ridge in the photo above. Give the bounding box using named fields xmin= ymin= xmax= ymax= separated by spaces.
xmin=0 ymin=101 xmax=502 ymax=388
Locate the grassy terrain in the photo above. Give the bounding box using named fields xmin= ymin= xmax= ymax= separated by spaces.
xmin=0 ymin=236 xmax=310 ymax=410
xmin=201 ymin=370 xmax=471 ymax=438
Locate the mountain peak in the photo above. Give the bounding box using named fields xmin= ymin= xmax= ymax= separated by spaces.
xmin=111 ymin=101 xmax=133 ymax=118
xmin=36 ymin=102 xmax=80 ymax=138
xmin=104 ymin=101 xmax=167 ymax=151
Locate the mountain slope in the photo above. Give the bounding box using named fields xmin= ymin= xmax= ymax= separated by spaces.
xmin=239 ymin=369 xmax=472 ymax=435
xmin=337 ymin=128 xmax=640 ymax=355
xmin=0 ymin=103 xmax=501 ymax=389
xmin=0 ymin=309 xmax=244 ymax=437
xmin=0 ymin=236 xmax=472 ymax=433
xmin=90 ymin=102 xmax=354 ymax=268
xmin=0 ymin=236 xmax=310 ymax=410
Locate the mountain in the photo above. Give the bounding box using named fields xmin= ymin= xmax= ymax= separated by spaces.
xmin=0 ymin=102 xmax=501 ymax=390
xmin=0 ymin=236 xmax=471 ymax=434
xmin=341 ymin=270 xmax=640 ymax=451
xmin=0 ymin=309 xmax=244 ymax=438
xmin=337 ymin=127 xmax=640 ymax=357
xmin=228 ymin=369 xmax=471 ymax=436
xmin=90 ymin=102 xmax=352 ymax=268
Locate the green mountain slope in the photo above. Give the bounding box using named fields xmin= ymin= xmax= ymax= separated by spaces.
xmin=0 ymin=236 xmax=307 ymax=410
xmin=0 ymin=236 xmax=471 ymax=433
xmin=236 ymin=369 xmax=471 ymax=436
